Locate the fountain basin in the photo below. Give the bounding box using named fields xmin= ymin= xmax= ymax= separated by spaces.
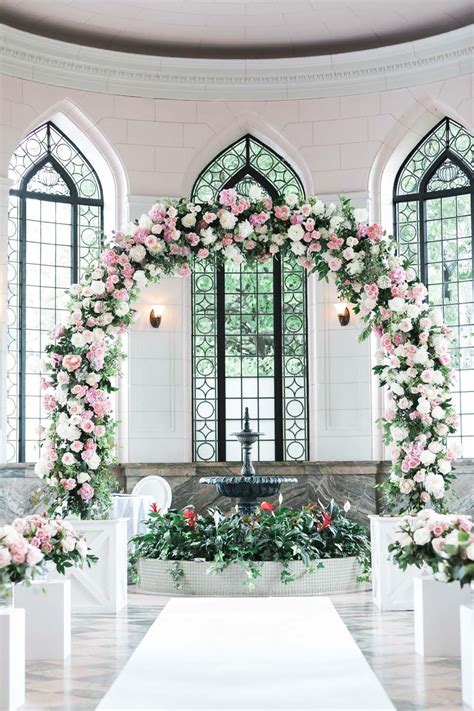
xmin=199 ymin=475 xmax=298 ymax=514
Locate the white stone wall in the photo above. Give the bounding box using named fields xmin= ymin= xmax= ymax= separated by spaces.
xmin=0 ymin=63 xmax=471 ymax=463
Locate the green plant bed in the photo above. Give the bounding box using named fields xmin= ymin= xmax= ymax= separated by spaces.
xmin=131 ymin=500 xmax=371 ymax=593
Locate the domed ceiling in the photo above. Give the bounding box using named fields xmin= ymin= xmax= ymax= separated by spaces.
xmin=2 ymin=0 xmax=473 ymax=59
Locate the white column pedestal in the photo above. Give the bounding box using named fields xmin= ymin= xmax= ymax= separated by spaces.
xmin=369 ymin=515 xmax=421 ymax=610
xmin=414 ymin=577 xmax=471 ymax=656
xmin=15 ymin=580 xmax=71 ymax=660
xmin=461 ymin=604 xmax=474 ymax=708
xmin=0 ymin=607 xmax=25 ymax=710
xmin=49 ymin=518 xmax=128 ymax=613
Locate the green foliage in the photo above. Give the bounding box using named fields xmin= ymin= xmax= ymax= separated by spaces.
xmin=131 ymin=500 xmax=371 ymax=588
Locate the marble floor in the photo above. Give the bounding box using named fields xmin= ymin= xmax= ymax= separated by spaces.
xmin=24 ymin=588 xmax=463 ymax=711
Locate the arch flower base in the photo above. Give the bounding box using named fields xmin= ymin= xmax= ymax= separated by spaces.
xmin=35 ymin=188 xmax=458 ymax=519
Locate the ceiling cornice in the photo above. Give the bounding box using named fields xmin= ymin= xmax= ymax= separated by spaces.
xmin=0 ymin=24 xmax=472 ymax=101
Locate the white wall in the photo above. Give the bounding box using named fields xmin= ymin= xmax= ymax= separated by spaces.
xmin=0 ymin=58 xmax=471 ymax=463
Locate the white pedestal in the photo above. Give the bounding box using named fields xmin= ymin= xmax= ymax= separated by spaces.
xmin=414 ymin=577 xmax=471 ymax=656
xmin=49 ymin=518 xmax=128 ymax=613
xmin=461 ymin=604 xmax=474 ymax=708
xmin=369 ymin=515 xmax=421 ymax=611
xmin=15 ymin=580 xmax=71 ymax=660
xmin=0 ymin=607 xmax=25 ymax=710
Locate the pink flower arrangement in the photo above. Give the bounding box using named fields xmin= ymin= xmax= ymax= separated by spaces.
xmin=35 ymin=192 xmax=458 ymax=519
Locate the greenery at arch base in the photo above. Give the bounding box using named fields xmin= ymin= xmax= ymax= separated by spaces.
xmin=35 ymin=187 xmax=459 ymax=520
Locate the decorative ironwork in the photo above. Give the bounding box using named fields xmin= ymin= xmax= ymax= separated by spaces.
xmin=7 ymin=122 xmax=104 ymax=462
xmin=394 ymin=117 xmax=474 ymax=458
xmin=191 ymin=136 xmax=308 ymax=462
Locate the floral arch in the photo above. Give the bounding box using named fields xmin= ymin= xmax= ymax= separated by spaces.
xmin=35 ymin=189 xmax=458 ymax=519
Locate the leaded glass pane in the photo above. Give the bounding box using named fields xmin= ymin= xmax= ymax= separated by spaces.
xmin=7 ymin=121 xmax=103 ymax=462
xmin=394 ymin=116 xmax=474 ymax=458
xmin=192 ymin=136 xmax=308 ymax=462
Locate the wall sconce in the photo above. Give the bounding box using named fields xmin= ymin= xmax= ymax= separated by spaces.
xmin=149 ymin=305 xmax=165 ymax=328
xmin=334 ymin=303 xmax=350 ymax=327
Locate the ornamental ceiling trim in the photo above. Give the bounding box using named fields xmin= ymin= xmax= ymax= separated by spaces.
xmin=0 ymin=25 xmax=471 ymax=101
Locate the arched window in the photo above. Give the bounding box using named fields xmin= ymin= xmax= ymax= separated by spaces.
xmin=191 ymin=135 xmax=308 ymax=462
xmin=7 ymin=122 xmax=104 ymax=462
xmin=394 ymin=117 xmax=473 ymax=456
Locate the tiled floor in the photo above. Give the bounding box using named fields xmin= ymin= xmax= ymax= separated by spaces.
xmin=24 ymin=588 xmax=464 ymax=710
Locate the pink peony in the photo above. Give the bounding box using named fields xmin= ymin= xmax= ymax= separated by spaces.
xmin=78 ymin=483 xmax=94 ymax=501
xmin=63 ymin=354 xmax=82 ymax=372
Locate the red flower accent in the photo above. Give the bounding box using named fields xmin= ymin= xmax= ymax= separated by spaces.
xmin=150 ymin=502 xmax=160 ymax=513
xmin=183 ymin=507 xmax=197 ymax=528
xmin=321 ymin=512 xmax=331 ymax=529
xmin=259 ymin=501 xmax=274 ymax=512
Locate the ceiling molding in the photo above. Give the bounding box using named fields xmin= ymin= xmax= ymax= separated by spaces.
xmin=0 ymin=24 xmax=472 ymax=101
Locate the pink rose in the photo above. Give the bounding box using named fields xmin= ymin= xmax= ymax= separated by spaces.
xmin=328 ymin=257 xmax=341 ymax=271
xmin=60 ymin=477 xmax=76 ymax=491
xmin=78 ymin=483 xmax=94 ymax=501
xmin=62 ymin=452 xmax=75 ymax=466
xmin=63 ymin=354 xmax=82 ymax=372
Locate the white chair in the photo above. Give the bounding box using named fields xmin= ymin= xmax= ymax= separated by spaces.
xmin=132 ymin=476 xmax=172 ymax=513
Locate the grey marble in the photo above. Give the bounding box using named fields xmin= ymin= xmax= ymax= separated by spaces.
xmin=1 ymin=460 xmax=473 ymax=525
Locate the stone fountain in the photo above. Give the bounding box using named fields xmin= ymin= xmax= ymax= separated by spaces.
xmin=199 ymin=408 xmax=298 ymax=514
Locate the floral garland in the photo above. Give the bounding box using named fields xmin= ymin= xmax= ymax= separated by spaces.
xmin=389 ymin=509 xmax=473 ymax=585
xmin=35 ymin=187 xmax=458 ymax=519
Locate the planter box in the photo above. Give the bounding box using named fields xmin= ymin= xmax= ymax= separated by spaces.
xmin=414 ymin=577 xmax=471 ymax=656
xmin=461 ymin=603 xmax=474 ymax=708
xmin=15 ymin=580 xmax=71 ymax=660
xmin=138 ymin=557 xmax=369 ymax=596
xmin=369 ymin=515 xmax=421 ymax=611
xmin=0 ymin=607 xmax=25 ymax=711
xmin=49 ymin=518 xmax=128 ymax=613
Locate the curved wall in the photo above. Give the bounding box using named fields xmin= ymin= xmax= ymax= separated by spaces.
xmin=0 ymin=27 xmax=472 ymax=463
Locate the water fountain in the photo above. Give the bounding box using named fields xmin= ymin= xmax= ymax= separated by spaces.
xmin=199 ymin=408 xmax=298 ymax=514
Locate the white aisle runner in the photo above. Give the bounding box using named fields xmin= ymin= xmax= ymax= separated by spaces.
xmin=97 ymin=597 xmax=394 ymax=711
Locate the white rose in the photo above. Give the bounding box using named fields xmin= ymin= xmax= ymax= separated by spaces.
xmin=200 ymin=227 xmax=216 ymax=245
xmin=77 ymin=472 xmax=90 ymax=484
xmin=388 ymin=297 xmax=406 ymax=313
xmin=138 ymin=214 xmax=153 ymax=230
xmin=129 ymin=244 xmax=146 ymax=262
xmin=219 ymin=210 xmax=238 ymax=230
xmin=87 ymin=453 xmax=101 ymax=470
xmin=437 ymin=459 xmax=451 ymax=475
xmin=391 ymin=425 xmax=409 ymax=442
xmin=133 ymin=270 xmax=149 ymax=289
xmin=399 ymin=478 xmax=415 ymax=494
xmin=413 ymin=348 xmax=429 ymax=365
xmin=285 ymin=192 xmax=299 ymax=207
xmin=291 ymin=241 xmax=306 ymax=256
xmin=62 ymin=536 xmax=76 ymax=553
xmin=287 ymin=224 xmax=305 ymax=242
xmin=431 ymin=406 xmax=445 ymax=420
xmin=249 ymin=184 xmax=264 ymax=201
xmin=224 ymin=245 xmax=244 ymax=265
xmin=420 ymin=450 xmax=436 ymax=465
xmin=397 ymin=532 xmax=412 ymax=547
xmin=390 ymin=382 xmax=405 ymax=397
xmin=34 ymin=459 xmax=49 ymax=479
xmin=90 ymin=280 xmax=106 ymax=296
xmin=413 ymin=527 xmax=431 ymax=545
xmin=86 ymin=373 xmax=100 ymax=386
xmin=417 ymin=398 xmax=431 ymax=414
xmin=70 ymin=332 xmax=86 ymax=348
xmin=238 ymin=220 xmax=254 ymax=240
xmin=329 ymin=215 xmax=343 ymax=229
xmin=115 ymin=302 xmax=129 ymax=317
xmin=353 ymin=207 xmax=368 ymax=224
xmin=181 ymin=213 xmax=196 ymax=228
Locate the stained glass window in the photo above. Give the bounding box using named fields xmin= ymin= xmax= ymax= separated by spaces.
xmin=192 ymin=135 xmax=308 ymax=462
xmin=7 ymin=122 xmax=103 ymax=462
xmin=393 ymin=117 xmax=474 ymax=457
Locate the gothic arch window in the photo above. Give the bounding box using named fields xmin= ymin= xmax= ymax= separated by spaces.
xmin=393 ymin=117 xmax=474 ymax=456
xmin=191 ymin=135 xmax=308 ymax=462
xmin=7 ymin=122 xmax=104 ymax=462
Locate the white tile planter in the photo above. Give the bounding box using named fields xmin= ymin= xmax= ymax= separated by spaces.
xmin=0 ymin=607 xmax=25 ymax=710
xmin=138 ymin=556 xmax=370 ymax=596
xmin=369 ymin=515 xmax=421 ymax=611
xmin=49 ymin=518 xmax=128 ymax=613
xmin=15 ymin=580 xmax=71 ymax=660
xmin=414 ymin=577 xmax=471 ymax=656
xmin=460 ymin=603 xmax=474 ymax=708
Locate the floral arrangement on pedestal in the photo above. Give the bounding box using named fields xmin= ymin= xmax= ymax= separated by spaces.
xmin=0 ymin=515 xmax=96 ymax=597
xmin=131 ymin=500 xmax=370 ymax=587
xmin=389 ymin=509 xmax=474 ymax=586
xmin=35 ymin=188 xmax=457 ymax=519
